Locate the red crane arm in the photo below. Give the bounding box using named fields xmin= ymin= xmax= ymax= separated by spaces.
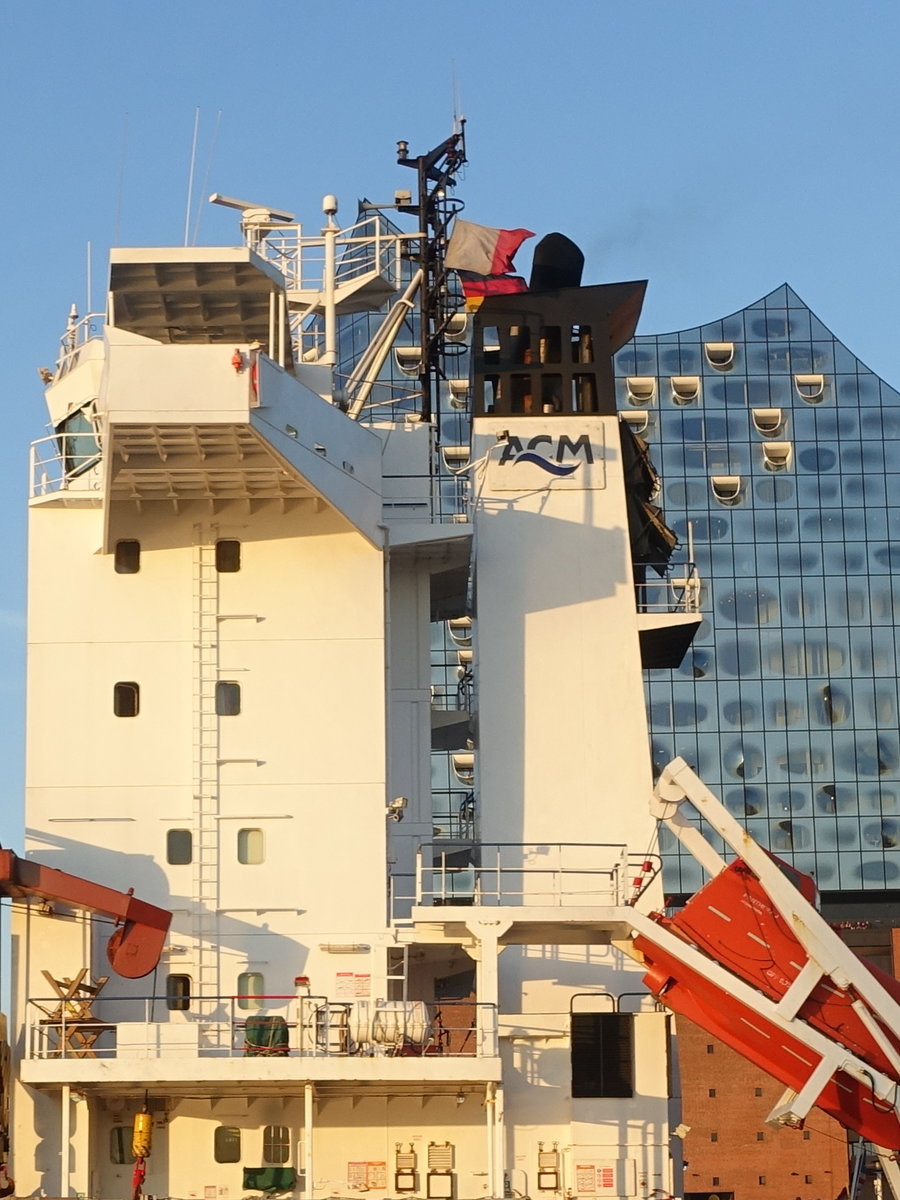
xmin=0 ymin=849 xmax=171 ymax=979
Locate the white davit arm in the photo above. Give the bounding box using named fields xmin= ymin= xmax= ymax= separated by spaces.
xmin=653 ymin=756 xmax=900 ymax=1066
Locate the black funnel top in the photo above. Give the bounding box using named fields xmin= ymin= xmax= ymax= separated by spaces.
xmin=529 ymin=233 xmax=585 ymax=292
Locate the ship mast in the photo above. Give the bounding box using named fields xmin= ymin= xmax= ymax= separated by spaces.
xmin=395 ymin=124 xmax=467 ymax=426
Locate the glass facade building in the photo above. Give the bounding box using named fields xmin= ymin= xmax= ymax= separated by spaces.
xmin=615 ymin=284 xmax=900 ymax=899
xmin=337 ymin=257 xmax=900 ymax=905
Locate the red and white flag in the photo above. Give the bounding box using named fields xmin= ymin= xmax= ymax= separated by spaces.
xmin=445 ymin=220 xmax=534 ymax=276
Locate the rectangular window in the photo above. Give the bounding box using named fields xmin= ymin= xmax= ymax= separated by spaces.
xmin=166 ymin=829 xmax=192 ymax=865
xmin=110 ymin=1126 xmax=133 ymax=1164
xmin=711 ymin=1179 xmax=719 ymax=1188
xmin=708 ymin=1088 xmax=716 ymax=1097
xmin=756 ymin=1131 xmax=764 ymax=1141
xmin=216 ymin=681 xmax=241 ymax=716
xmin=166 ymin=974 xmax=191 ymax=1012
xmin=804 ymin=1176 xmax=812 ymax=1185
xmin=214 ymin=1126 xmax=242 ymax=1164
xmin=115 ymin=540 xmax=141 ymax=574
xmin=754 ymin=1086 xmax=763 ymax=1096
xmin=263 ymin=1125 xmax=290 ymax=1165
xmin=802 ymin=1131 xmax=811 ymax=1140
xmin=570 ymin=1012 xmax=633 ymax=1098
xmin=238 ymin=828 xmax=265 ymax=865
xmin=706 ymin=1043 xmax=715 ymax=1054
xmin=216 ymin=540 xmax=241 ymax=572
xmin=758 ymin=1177 xmax=766 ymax=1186
xmin=237 ymin=971 xmax=264 ymax=1011
xmin=114 ymin=682 xmax=140 ymax=717
xmin=710 ymin=1132 xmax=718 ymax=1142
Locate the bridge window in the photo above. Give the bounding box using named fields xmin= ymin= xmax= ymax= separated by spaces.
xmin=571 ymin=1012 xmax=633 ymax=1098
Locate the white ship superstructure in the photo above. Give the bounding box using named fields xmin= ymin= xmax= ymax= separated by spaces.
xmin=13 ymin=139 xmax=704 ymax=1200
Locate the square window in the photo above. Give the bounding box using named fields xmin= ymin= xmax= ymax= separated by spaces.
xmin=166 ymin=974 xmax=191 ymax=1012
xmin=167 ymin=829 xmax=192 ymax=865
xmin=237 ymin=971 xmax=264 ymax=1011
xmin=238 ymin=828 xmax=265 ymax=865
xmin=110 ymin=1126 xmax=133 ymax=1164
xmin=216 ymin=540 xmax=241 ymax=572
xmin=216 ymin=681 xmax=241 ymax=716
xmin=115 ymin=540 xmax=141 ymax=574
xmin=214 ymin=1126 xmax=241 ymax=1164
xmin=263 ymin=1125 xmax=290 ymax=1165
xmin=114 ymin=681 xmax=140 ymax=717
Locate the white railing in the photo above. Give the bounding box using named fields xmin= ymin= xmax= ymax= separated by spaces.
xmin=401 ymin=843 xmax=661 ymax=914
xmin=636 ymin=560 xmax=702 ymax=613
xmin=54 ymin=311 xmax=105 ymax=378
xmin=24 ymin=994 xmax=498 ymax=1061
xmin=256 ymin=215 xmax=416 ymax=299
xmin=30 ymin=431 xmax=103 ymax=498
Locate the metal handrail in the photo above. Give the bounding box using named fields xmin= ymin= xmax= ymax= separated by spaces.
xmin=30 ymin=431 xmax=103 ymax=498
xmin=55 ymin=311 xmax=105 ymax=376
xmin=412 ymin=841 xmax=649 ymax=908
xmin=24 ymin=993 xmax=499 ymax=1060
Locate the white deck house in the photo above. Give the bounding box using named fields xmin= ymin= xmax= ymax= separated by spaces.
xmin=14 ymin=206 xmax=701 ymax=1200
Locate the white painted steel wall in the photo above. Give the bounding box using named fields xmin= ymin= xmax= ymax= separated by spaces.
xmin=470 ymin=413 xmax=671 ymax=1190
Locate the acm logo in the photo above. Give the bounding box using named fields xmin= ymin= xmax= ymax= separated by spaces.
xmin=497 ymin=433 xmax=594 ymax=477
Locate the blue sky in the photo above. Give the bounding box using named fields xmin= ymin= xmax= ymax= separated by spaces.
xmin=1 ymin=0 xmax=899 ymax=849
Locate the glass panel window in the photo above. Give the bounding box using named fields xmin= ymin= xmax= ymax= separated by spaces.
xmin=216 ymin=681 xmax=241 ymax=716
xmin=167 ymin=829 xmax=192 ymax=865
xmin=216 ymin=540 xmax=241 ymax=572
xmin=57 ymin=406 xmax=100 ymax=476
xmin=238 ymin=828 xmax=265 ymax=865
xmin=214 ymin=1126 xmax=242 ymax=1163
xmin=263 ymin=1125 xmax=290 ymax=1165
xmin=236 ymin=971 xmax=264 ymax=1010
xmin=110 ymin=1126 xmax=133 ymax=1164
xmin=166 ymin=974 xmax=191 ymax=1011
xmin=115 ymin=540 xmax=141 ymax=574
xmin=114 ymin=682 xmax=139 ymax=717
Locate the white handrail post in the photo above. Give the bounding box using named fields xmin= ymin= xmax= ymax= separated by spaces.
xmin=321 ymin=197 xmax=339 ymax=370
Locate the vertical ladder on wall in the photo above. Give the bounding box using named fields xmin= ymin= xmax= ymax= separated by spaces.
xmin=192 ymin=536 xmax=220 ymax=1008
